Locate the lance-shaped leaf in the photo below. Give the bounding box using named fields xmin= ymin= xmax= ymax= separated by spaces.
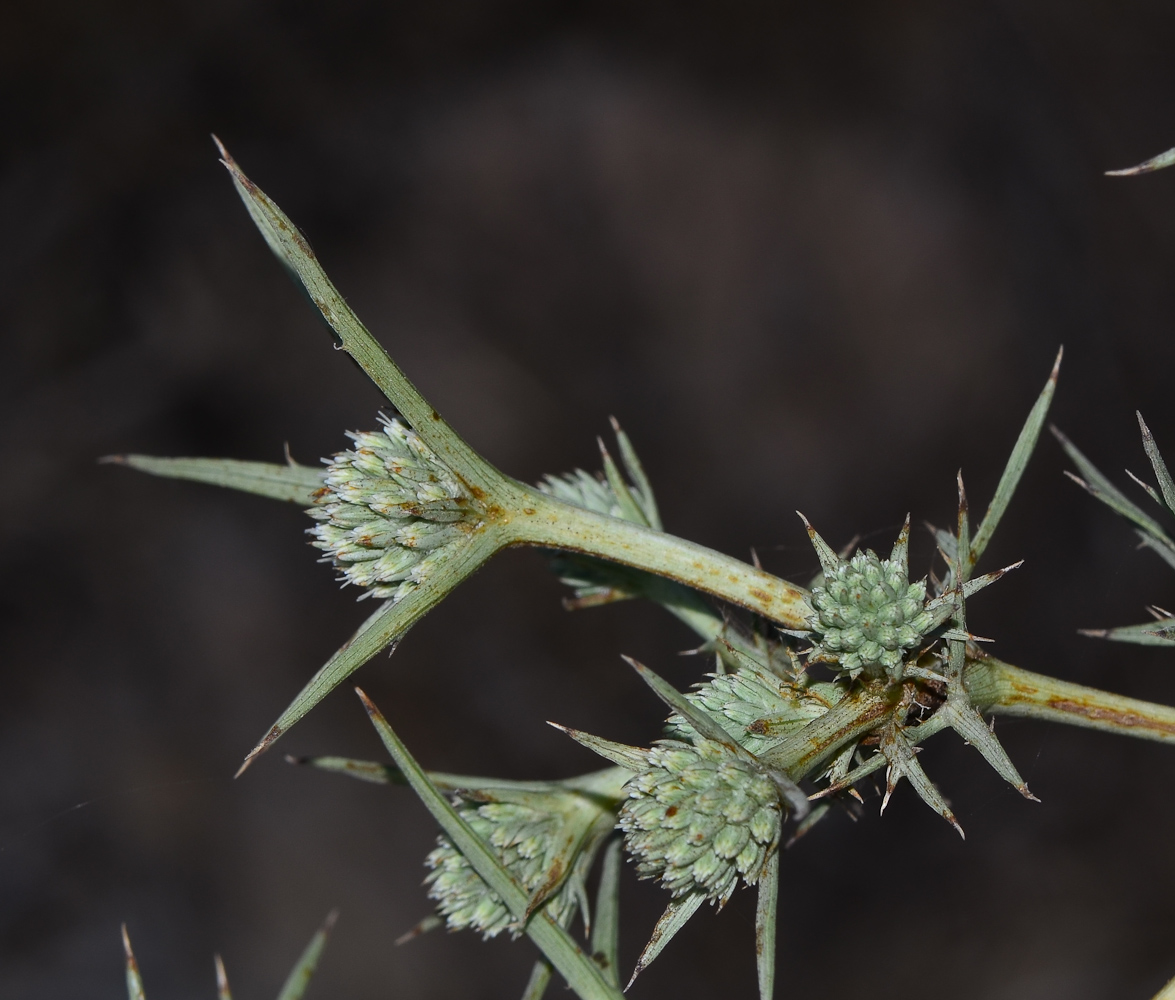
xmin=610 ymin=416 xmax=661 ymax=530
xmin=627 ymin=892 xmax=706 ymax=989
xmin=797 ymin=512 xmax=840 ymax=579
xmin=969 ymin=348 xmax=1061 ymax=569
xmin=590 ymin=838 xmax=623 ymax=987
xmin=938 ymin=701 xmax=1036 ymax=801
xmin=237 ymin=531 xmax=498 ymax=773
xmin=122 ymin=926 xmax=146 ymax=1000
xmin=214 ymin=138 xmax=497 ymax=487
xmin=1106 ymin=146 xmax=1175 ymax=176
xmin=598 ymin=438 xmax=649 ymax=527
xmin=547 ymin=724 xmax=650 ymax=773
xmin=921 ymin=561 xmax=1023 ymax=631
xmin=101 ymin=455 xmax=323 ymax=504
xmin=1079 ymin=619 xmax=1175 ymax=646
xmin=1138 ymin=412 xmax=1175 ymax=515
xmin=754 ymin=851 xmax=779 ymax=1000
xmin=276 ymin=910 xmax=338 ymax=1000
xmin=357 ymin=690 xmax=625 ymax=1000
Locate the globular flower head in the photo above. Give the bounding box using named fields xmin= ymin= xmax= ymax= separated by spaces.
xmin=307 ymin=415 xmax=480 ymax=601
xmin=424 ymin=786 xmax=606 ymax=939
xmin=620 ymin=738 xmax=781 ymax=906
xmin=802 ymin=515 xmax=932 ymax=679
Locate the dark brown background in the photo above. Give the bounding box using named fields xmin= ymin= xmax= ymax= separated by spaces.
xmin=4 ymin=2 xmax=1175 ymax=997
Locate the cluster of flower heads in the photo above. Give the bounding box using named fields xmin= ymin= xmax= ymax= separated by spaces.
xmin=424 ymin=787 xmax=607 ymax=939
xmin=619 ymin=738 xmax=781 ymax=905
xmin=802 ymin=517 xmax=936 ymax=680
xmin=307 ymin=416 xmax=478 ymax=601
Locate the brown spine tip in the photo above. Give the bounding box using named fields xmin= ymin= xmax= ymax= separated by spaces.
xmin=97 ymin=454 xmax=127 ymax=465
xmin=235 ymin=724 xmax=282 ymax=778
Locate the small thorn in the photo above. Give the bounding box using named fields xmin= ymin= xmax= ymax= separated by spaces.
xmin=1049 ymin=345 xmax=1064 ymax=383
xmin=1077 ymin=628 xmax=1109 ymax=638
xmin=214 ymin=954 xmax=231 ymax=1000
xmin=97 ymin=454 xmax=127 ymax=465
xmin=609 ymin=415 xmax=623 ymax=434
xmin=121 ymin=923 xmax=135 ymax=962
xmin=750 ymin=546 xmax=762 ymax=570
xmin=1019 ymin=785 xmax=1041 ymax=803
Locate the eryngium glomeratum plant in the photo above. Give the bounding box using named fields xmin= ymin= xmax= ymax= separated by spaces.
xmin=107 ymin=143 xmax=1175 ymax=1000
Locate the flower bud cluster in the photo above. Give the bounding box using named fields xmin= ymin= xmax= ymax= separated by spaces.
xmin=619 ymin=738 xmax=781 ymax=906
xmin=424 ymin=785 xmax=610 ymax=940
xmin=667 ymin=656 xmax=843 ymax=757
xmin=808 ymin=550 xmax=932 ymax=676
xmin=307 ymin=416 xmax=477 ymax=601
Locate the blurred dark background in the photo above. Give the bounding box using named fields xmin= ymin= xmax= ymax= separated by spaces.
xmin=4 ymin=2 xmax=1175 ymax=997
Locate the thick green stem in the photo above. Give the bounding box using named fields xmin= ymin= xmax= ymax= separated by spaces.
xmin=505 ymin=485 xmax=811 ymax=629
xmin=966 ymin=656 xmax=1175 ymax=743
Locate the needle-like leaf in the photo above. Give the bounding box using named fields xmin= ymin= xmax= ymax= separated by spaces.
xmin=969 ymin=348 xmax=1061 ymax=568
xmin=214 ymin=138 xmax=497 ymax=486
xmin=237 ymin=531 xmax=498 ymax=773
xmin=358 ymin=690 xmax=625 ymax=1000
xmin=101 ymin=455 xmax=323 ymax=504
xmin=275 ymin=910 xmax=337 ymax=1000
xmin=1137 ymin=412 xmax=1175 ymax=515
xmin=627 ymin=892 xmax=706 ymax=989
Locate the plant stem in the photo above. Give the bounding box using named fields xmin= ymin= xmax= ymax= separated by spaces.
xmin=503 ymin=484 xmax=811 ymax=629
xmin=967 ymin=656 xmax=1175 ymax=743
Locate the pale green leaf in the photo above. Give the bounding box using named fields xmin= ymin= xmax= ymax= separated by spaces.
xmin=275 ymin=911 xmax=337 ymax=1000
xmin=590 ymin=838 xmax=622 ymax=987
xmin=1079 ymin=619 xmax=1175 ymax=646
xmin=214 ymin=139 xmax=498 ymax=487
xmin=358 ymin=690 xmax=625 ymax=1000
xmin=627 ymin=892 xmax=706 ymax=989
xmin=969 ymin=348 xmax=1061 ymax=568
xmin=238 ymin=533 xmax=498 ymax=772
xmin=105 ymin=455 xmax=323 ymax=504
xmin=1138 ymin=412 xmax=1175 ymax=515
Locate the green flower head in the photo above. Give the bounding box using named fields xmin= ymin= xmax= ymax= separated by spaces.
xmin=619 ymin=738 xmax=781 ymax=906
xmin=424 ymin=786 xmax=607 ymax=939
xmin=307 ymin=415 xmax=480 ymax=601
xmin=801 ymin=515 xmax=933 ymax=679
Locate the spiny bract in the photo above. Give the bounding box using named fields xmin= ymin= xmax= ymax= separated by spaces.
xmin=307 ymin=415 xmax=479 ymax=601
xmin=620 ymin=738 xmax=781 ymax=906
xmin=804 ymin=519 xmax=932 ymax=678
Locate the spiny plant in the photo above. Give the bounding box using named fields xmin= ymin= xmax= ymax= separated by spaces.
xmin=105 ymin=142 xmax=1175 ymax=1000
xmin=121 ymin=912 xmax=335 ymax=1000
